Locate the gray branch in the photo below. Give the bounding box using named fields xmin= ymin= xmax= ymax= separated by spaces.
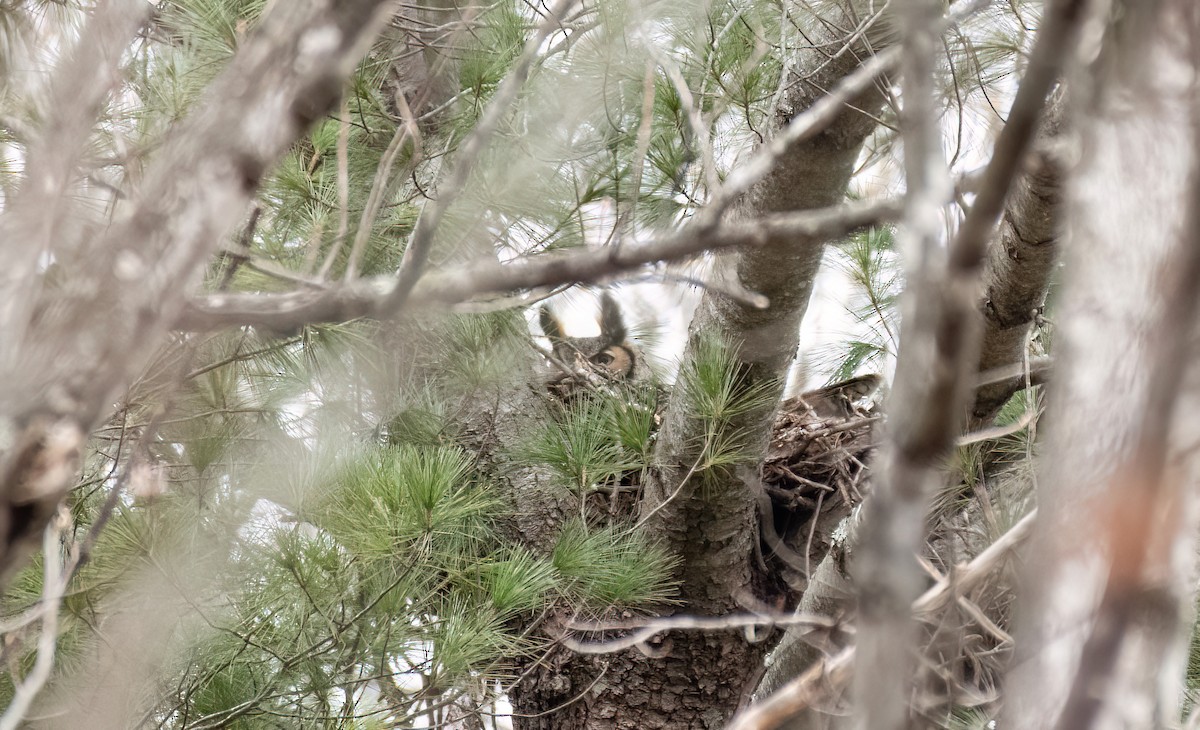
xmin=0 ymin=0 xmax=398 ymax=583
xmin=176 ymin=197 xmax=904 ymax=331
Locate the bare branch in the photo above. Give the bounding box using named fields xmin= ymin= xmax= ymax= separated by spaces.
xmin=852 ymin=0 xmax=950 ymax=724
xmin=729 ymin=511 xmax=1037 ymax=730
xmin=562 ymin=612 xmax=841 ymax=655
xmin=177 ymin=196 xmax=904 ymax=331
xmin=344 ymin=94 xmax=421 ymax=281
xmin=381 ymin=0 xmax=579 ymax=313
xmin=0 ymin=0 xmax=400 ymax=583
xmin=0 ymin=513 xmax=69 ymax=730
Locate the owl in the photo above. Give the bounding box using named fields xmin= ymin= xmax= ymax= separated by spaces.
xmin=539 ymin=293 xmax=642 ymax=387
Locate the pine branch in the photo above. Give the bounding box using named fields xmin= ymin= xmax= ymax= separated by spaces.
xmin=176 ymin=195 xmax=905 ymax=331
xmin=0 ymin=0 xmax=400 ymax=585
xmin=731 ymin=510 xmax=1037 ymax=730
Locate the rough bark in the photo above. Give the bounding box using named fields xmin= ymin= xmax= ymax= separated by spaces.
xmin=1003 ymin=2 xmax=1200 ymax=726
xmin=638 ymin=1 xmax=890 ymax=615
xmin=971 ymin=101 xmax=1064 ymax=423
xmin=507 ymin=3 xmax=895 ymax=726
xmin=514 ymin=631 xmax=767 ymax=730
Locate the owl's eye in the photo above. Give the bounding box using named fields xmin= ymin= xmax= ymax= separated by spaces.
xmin=591 ymin=346 xmax=635 ymax=377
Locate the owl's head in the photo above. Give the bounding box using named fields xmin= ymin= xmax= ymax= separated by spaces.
xmin=539 ymin=293 xmax=639 ymax=380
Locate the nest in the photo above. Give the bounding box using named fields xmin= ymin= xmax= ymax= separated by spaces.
xmin=756 ymin=377 xmax=1026 ymax=721
xmin=759 ymin=384 xmax=880 ymax=597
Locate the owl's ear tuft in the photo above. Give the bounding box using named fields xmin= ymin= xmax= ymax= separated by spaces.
xmin=598 ymin=293 xmax=626 ymax=346
xmin=539 ymin=305 xmax=565 ymax=343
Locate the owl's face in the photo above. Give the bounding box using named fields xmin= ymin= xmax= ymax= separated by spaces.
xmin=548 ymin=335 xmax=637 ymax=378
xmin=539 ymin=294 xmax=638 ymax=379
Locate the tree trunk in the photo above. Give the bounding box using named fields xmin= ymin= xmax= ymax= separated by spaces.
xmin=639 ymin=0 xmax=890 ymax=613
xmin=512 ymin=632 xmax=767 ymax=730
xmin=507 ymin=3 xmax=895 ymax=726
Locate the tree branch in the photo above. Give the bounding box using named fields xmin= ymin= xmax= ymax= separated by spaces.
xmin=970 ymin=105 xmax=1063 ymax=422
xmin=853 ymin=0 xmax=950 ymax=724
xmin=730 ymin=510 xmax=1037 ymax=730
xmin=176 ymin=196 xmax=904 ymax=331
xmin=0 ymin=0 xmax=399 ymax=583
xmin=851 ymin=0 xmax=1092 ymax=723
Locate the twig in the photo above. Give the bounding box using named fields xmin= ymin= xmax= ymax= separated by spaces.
xmin=955 ymin=406 xmax=1038 ymax=446
xmin=562 ymin=612 xmax=840 ymax=655
xmin=344 ymin=91 xmax=421 ymax=281
xmin=217 ymin=205 xmax=261 ymax=291
xmin=0 ymin=514 xmax=69 ymax=730
xmin=616 ymin=58 xmax=658 ymax=246
xmin=652 ymin=50 xmax=718 ymax=193
xmin=972 ymin=355 xmax=1052 ymax=390
xmin=727 ymin=510 xmax=1036 ymax=730
xmin=317 ymin=96 xmax=353 ymax=280
xmin=697 ymin=45 xmax=902 ymax=231
xmin=382 ymin=0 xmax=580 ymax=314
xmin=218 ymin=244 xmax=327 ymax=289
xmin=626 ymin=271 xmax=770 ymax=309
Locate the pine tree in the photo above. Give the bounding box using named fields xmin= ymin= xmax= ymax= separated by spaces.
xmin=2 ymin=1 xmax=1199 ymax=729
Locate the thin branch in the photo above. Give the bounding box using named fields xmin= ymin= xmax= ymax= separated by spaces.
xmin=562 ymin=612 xmax=840 ymax=655
xmin=382 ymin=0 xmax=579 ymax=313
xmin=317 ymin=96 xmax=354 ymax=280
xmin=653 ymin=49 xmax=718 ymax=193
xmin=0 ymin=515 xmax=69 ymax=730
xmin=971 ymin=355 xmax=1052 ymax=391
xmin=344 ymin=92 xmax=421 ymax=281
xmin=853 ymin=0 xmax=950 ymax=723
xmin=955 ymin=406 xmax=1038 ymax=447
xmin=180 ymin=194 xmax=902 ymax=331
xmin=177 ymin=196 xmax=904 ymax=331
xmin=728 ymin=510 xmax=1037 ymax=730
xmin=217 ymin=205 xmax=263 ymax=291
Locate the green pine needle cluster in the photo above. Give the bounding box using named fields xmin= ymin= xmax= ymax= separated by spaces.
xmin=825 ymin=226 xmax=902 ymax=382
xmin=552 ymin=521 xmax=678 ymax=607
xmin=521 ymin=389 xmax=656 ymax=495
xmin=679 ymin=334 xmax=776 ymax=486
xmin=308 ymin=445 xmax=496 ymax=564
